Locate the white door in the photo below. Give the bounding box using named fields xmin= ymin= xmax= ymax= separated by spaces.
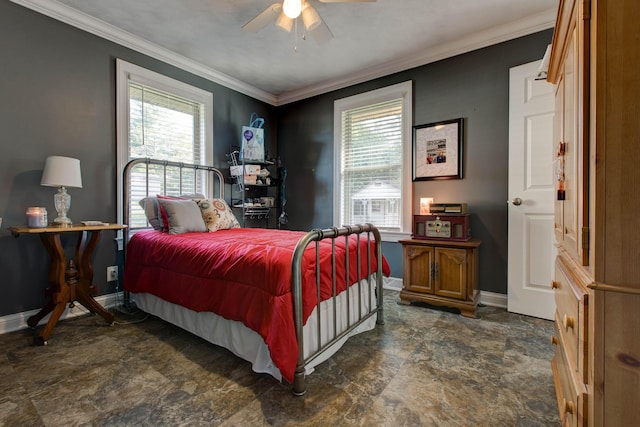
xmin=507 ymin=60 xmax=556 ymax=320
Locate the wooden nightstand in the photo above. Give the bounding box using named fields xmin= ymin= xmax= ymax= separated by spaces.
xmin=9 ymin=223 xmax=127 ymax=344
xmin=399 ymin=238 xmax=481 ymax=318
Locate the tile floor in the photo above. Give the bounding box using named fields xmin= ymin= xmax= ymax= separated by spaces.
xmin=0 ymin=290 xmax=559 ymax=426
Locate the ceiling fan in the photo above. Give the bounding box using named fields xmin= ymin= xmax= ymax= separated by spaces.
xmin=243 ymin=0 xmax=376 ymax=43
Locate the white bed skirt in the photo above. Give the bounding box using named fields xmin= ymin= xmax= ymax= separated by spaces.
xmin=132 ymin=275 xmax=380 ymax=383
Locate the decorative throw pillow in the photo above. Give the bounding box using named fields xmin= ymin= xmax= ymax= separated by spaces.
xmin=139 ymin=197 xmax=164 ymax=231
xmin=194 ymin=198 xmax=241 ymax=232
xmin=156 ymin=193 xmax=206 ymax=231
xmin=156 ymin=198 xmax=207 ymax=234
xmin=139 ymin=193 xmax=206 ymax=231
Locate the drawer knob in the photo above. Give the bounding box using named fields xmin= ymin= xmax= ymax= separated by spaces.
xmin=563 ymin=314 xmax=575 ymax=330
xmin=563 ymin=398 xmax=575 ymax=415
xmin=550 ymin=336 xmax=558 ymax=345
xmin=551 ymin=280 xmax=560 ymax=289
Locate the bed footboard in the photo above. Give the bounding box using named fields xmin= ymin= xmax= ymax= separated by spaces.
xmin=291 ymin=223 xmax=384 ymax=395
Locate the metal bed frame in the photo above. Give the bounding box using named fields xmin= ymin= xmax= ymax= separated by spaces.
xmin=122 ymin=158 xmax=385 ymax=395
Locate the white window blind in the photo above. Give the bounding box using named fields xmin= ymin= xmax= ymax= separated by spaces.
xmin=126 ymin=82 xmax=207 ymax=229
xmin=340 ymin=98 xmax=403 ymax=230
xmin=116 ymin=60 xmax=213 ymax=231
xmin=129 ymin=82 xmax=204 ymax=165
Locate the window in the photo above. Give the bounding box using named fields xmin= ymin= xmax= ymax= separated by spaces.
xmin=334 ymin=81 xmax=412 ymax=240
xmin=116 ymin=59 xmax=213 ymax=230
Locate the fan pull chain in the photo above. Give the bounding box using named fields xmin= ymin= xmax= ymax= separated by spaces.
xmin=302 ymin=21 xmax=307 ymax=41
xmin=294 ymin=18 xmax=298 ymax=52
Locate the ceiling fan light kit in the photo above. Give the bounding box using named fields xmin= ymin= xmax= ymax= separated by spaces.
xmin=301 ymin=3 xmax=322 ymax=31
xmin=243 ymin=0 xmax=376 ymax=44
xmin=283 ymin=0 xmax=302 ymax=19
xmin=276 ymin=12 xmax=294 ymax=32
xmin=275 ymin=1 xmax=320 ymax=33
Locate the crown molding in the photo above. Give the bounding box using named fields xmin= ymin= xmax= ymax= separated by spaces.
xmin=12 ymin=0 xmax=555 ymax=107
xmin=10 ymin=0 xmax=277 ymax=105
xmin=276 ymin=7 xmax=557 ymax=105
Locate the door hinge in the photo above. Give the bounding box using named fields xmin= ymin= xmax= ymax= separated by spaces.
xmin=582 ymin=227 xmax=590 ymax=250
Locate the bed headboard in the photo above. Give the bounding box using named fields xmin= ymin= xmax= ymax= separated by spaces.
xmin=123 ymin=157 xmax=225 ymax=231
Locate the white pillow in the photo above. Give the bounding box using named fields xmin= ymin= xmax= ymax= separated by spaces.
xmin=156 ymin=198 xmax=207 ymax=234
xmin=139 ymin=193 xmax=206 ymax=231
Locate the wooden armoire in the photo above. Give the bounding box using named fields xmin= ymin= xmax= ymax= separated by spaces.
xmin=547 ymin=0 xmax=640 ymax=425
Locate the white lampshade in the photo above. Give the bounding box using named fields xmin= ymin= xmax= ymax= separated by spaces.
xmin=41 ymin=156 xmax=83 ymax=188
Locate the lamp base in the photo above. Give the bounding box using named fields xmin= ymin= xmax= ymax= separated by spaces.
xmin=52 ymin=217 xmax=73 ymax=227
xmin=51 ymin=223 xmax=72 ymax=228
xmin=53 ymin=187 xmax=73 ymax=227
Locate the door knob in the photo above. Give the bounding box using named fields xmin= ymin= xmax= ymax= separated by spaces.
xmin=511 ymin=197 xmax=522 ymax=206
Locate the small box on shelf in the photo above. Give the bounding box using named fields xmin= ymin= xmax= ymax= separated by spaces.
xmin=244 ymin=164 xmax=260 ymax=175
xmin=260 ymin=197 xmax=275 ymax=207
xmin=243 ymin=175 xmax=257 ymax=185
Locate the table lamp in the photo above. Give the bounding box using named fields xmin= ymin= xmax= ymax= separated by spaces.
xmin=419 ymin=197 xmax=434 ymax=214
xmin=40 ymin=156 xmax=83 ymax=226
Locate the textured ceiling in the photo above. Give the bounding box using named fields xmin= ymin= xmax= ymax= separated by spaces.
xmin=15 ymin=0 xmax=558 ymax=105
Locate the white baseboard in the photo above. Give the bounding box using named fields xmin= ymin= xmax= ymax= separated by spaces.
xmin=1 ymin=286 xmax=508 ymax=335
xmin=383 ymin=276 xmax=403 ymax=291
xmin=383 ymin=277 xmax=507 ymax=309
xmin=478 ymin=290 xmax=507 ymax=308
xmin=0 ymin=292 xmax=123 ymax=335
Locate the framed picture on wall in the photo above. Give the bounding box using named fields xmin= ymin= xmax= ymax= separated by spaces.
xmin=412 ymin=118 xmax=464 ymax=180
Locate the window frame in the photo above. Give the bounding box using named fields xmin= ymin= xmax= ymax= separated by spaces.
xmin=115 ymin=59 xmax=214 ymax=233
xmin=333 ymin=81 xmax=413 ymax=242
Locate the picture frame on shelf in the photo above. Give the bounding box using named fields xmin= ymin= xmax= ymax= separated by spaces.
xmin=412 ymin=118 xmax=463 ymax=181
xmin=240 ymin=125 xmax=265 ymax=163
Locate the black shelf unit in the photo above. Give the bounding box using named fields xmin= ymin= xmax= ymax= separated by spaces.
xmin=227 ymin=150 xmax=278 ymax=228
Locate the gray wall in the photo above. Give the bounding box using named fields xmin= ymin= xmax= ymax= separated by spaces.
xmin=277 ymin=29 xmax=554 ymax=292
xmin=0 ymin=0 xmax=553 ymax=318
xmin=0 ymin=1 xmax=276 ymax=316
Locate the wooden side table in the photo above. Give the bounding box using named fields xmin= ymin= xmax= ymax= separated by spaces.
xmin=9 ymin=223 xmax=127 ymax=344
xmin=399 ymin=238 xmax=481 ymax=318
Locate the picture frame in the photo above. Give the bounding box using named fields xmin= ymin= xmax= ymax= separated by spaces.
xmin=412 ymin=118 xmax=463 ymax=181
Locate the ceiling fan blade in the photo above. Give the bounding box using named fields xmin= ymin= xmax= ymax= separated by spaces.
xmin=310 ymin=17 xmax=333 ymax=43
xmin=242 ymin=3 xmax=282 ymax=32
xmin=318 ymin=0 xmax=376 ymax=3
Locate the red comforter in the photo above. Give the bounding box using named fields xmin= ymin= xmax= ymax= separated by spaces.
xmin=124 ymin=228 xmax=389 ymax=382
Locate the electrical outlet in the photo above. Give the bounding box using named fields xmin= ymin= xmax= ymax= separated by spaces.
xmin=107 ymin=266 xmax=118 ymax=282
